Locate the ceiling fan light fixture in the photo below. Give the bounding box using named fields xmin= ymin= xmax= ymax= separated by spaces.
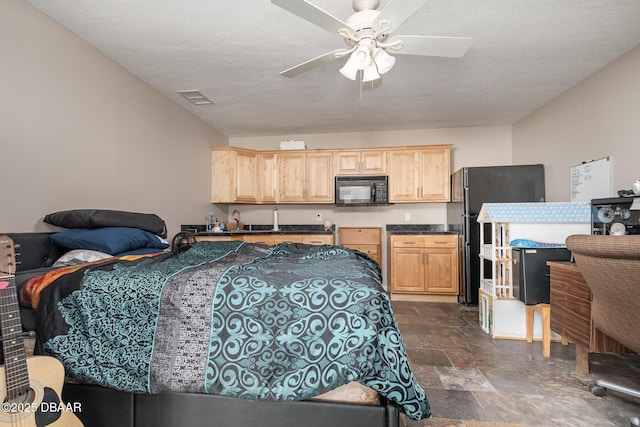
xmin=339 ymin=59 xmax=359 ymax=80
xmin=351 ymin=45 xmax=373 ymax=69
xmin=372 ymin=48 xmax=396 ymax=74
xmin=362 ymin=63 xmax=381 ymax=83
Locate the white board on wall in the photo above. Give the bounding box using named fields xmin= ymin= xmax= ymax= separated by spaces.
xmin=570 ymin=157 xmax=612 ymax=202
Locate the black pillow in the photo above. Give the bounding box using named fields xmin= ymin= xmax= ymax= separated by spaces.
xmin=44 ymin=209 xmax=167 ymax=238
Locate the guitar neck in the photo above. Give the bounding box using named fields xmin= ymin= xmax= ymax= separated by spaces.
xmin=0 ymin=235 xmax=31 ymax=397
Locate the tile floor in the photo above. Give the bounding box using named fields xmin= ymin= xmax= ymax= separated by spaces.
xmin=392 ymin=301 xmax=640 ymax=427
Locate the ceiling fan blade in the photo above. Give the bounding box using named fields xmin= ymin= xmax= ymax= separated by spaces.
xmin=279 ymin=49 xmax=345 ymax=78
xmin=271 ymin=0 xmax=353 ymax=35
xmin=389 ymin=35 xmax=472 ymax=57
xmin=374 ymin=0 xmax=429 ymax=34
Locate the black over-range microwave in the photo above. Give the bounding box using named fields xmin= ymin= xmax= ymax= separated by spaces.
xmin=335 ymin=175 xmax=389 ymax=206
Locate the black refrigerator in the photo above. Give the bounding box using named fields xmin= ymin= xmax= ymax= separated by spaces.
xmin=446 ymin=165 xmax=546 ymax=305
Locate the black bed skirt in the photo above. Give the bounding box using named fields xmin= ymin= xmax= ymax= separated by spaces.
xmin=62 ymin=383 xmax=399 ymax=427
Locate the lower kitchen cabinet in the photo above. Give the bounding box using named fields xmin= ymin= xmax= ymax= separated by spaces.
xmin=243 ymin=234 xmax=275 ymax=245
xmin=273 ymin=234 xmax=334 ymax=245
xmin=195 ymin=235 xmax=244 ymax=242
xmin=388 ymin=234 xmax=458 ymax=295
xmin=302 ymin=234 xmax=334 ymax=245
xmin=338 ymin=227 xmax=382 ymax=265
xmin=198 ymin=234 xmax=333 ymax=245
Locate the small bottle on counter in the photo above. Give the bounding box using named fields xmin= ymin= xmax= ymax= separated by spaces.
xmin=207 ymin=212 xmax=215 ymax=230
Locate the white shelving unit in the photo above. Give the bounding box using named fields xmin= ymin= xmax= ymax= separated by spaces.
xmin=477 ymin=202 xmax=592 ymax=339
xmin=479 ymin=222 xmax=513 ymax=299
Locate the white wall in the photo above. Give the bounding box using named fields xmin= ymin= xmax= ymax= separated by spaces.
xmin=0 ymin=0 xmax=228 ymax=237
xmin=513 ymin=44 xmax=640 ymax=201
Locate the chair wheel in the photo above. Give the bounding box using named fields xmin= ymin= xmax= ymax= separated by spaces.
xmin=591 ymin=385 xmax=606 ymax=397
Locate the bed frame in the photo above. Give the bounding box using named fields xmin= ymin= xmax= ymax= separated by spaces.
xmin=7 ymin=232 xmax=400 ymax=427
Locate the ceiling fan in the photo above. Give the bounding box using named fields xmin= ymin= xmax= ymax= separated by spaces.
xmin=272 ymin=0 xmax=472 ymax=84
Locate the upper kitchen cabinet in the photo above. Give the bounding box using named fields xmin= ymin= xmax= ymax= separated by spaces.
xmin=277 ymin=151 xmax=334 ymax=203
xmin=211 ymin=147 xmax=259 ymax=203
xmin=387 ymin=145 xmax=451 ymax=203
xmin=336 ymin=150 xmax=386 ymax=175
xmin=257 ymin=153 xmax=277 ymax=204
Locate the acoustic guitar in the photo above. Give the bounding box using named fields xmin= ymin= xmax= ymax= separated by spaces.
xmin=0 ymin=235 xmax=82 ymax=426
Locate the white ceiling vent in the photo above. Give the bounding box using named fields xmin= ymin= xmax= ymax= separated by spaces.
xmin=177 ymin=90 xmax=213 ymax=105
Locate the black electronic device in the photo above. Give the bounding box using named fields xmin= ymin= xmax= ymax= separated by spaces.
xmin=591 ymin=196 xmax=640 ymax=235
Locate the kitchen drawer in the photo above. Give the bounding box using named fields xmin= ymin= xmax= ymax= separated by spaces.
xmin=244 ymin=234 xmax=275 ymax=245
xmin=339 ymin=227 xmax=381 ymax=245
xmin=273 ymin=235 xmax=304 ymax=244
xmin=196 ymin=235 xmax=244 ymax=242
xmin=346 ymin=244 xmax=378 ymax=258
xmin=390 ymin=236 xmax=425 ymax=248
xmin=302 ymin=235 xmax=334 ymax=245
xmin=424 ymin=235 xmax=457 ymax=248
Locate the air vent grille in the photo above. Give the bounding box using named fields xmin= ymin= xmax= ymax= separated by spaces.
xmin=177 ymin=90 xmax=213 ymax=105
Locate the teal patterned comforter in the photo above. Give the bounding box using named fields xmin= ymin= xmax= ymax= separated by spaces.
xmin=38 ymin=241 xmax=430 ymax=420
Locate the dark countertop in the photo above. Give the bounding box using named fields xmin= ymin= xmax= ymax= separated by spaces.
xmin=385 ymin=224 xmax=458 ymax=235
xmin=181 ymin=224 xmax=334 ymax=236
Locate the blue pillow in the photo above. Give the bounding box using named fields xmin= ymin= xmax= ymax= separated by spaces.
xmin=51 ymin=227 xmax=169 ymax=255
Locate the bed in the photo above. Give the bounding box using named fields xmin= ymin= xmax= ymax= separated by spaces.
xmin=4 ymin=218 xmax=430 ymax=427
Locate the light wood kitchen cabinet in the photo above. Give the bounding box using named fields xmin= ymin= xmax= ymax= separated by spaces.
xmin=273 ymin=234 xmax=304 ymax=244
xmin=338 ymin=227 xmax=382 ymax=265
xmin=197 ymin=234 xmax=332 ymax=245
xmin=277 ymin=151 xmax=334 ymax=203
xmin=212 ymin=145 xmax=450 ymax=205
xmin=273 ymin=234 xmax=334 ymax=245
xmin=257 ymin=153 xmax=277 ymax=203
xmin=243 ymin=234 xmax=275 ymax=245
xmin=389 ymin=234 xmax=458 ymax=294
xmin=387 ymin=146 xmax=451 ymax=203
xmin=336 ymin=150 xmax=386 ymax=175
xmin=211 ymin=147 xmax=258 ymax=203
xmin=196 ymin=235 xmax=244 ymax=242
xmin=302 ymin=234 xmax=334 ymax=245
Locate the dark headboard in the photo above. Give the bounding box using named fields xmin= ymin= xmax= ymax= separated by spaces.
xmin=4 ymin=232 xmax=68 ymax=272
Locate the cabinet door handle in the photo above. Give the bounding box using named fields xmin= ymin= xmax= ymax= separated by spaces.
xmin=403 ymin=241 xmax=417 ymax=245
xmin=424 ymin=253 xmax=428 ymax=264
xmin=309 ymin=240 xmax=322 ymax=244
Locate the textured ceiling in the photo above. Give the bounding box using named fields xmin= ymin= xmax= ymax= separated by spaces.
xmin=25 ymin=0 xmax=640 ymax=138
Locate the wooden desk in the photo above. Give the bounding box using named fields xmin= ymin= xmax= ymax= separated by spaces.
xmin=548 ymin=261 xmax=629 ymax=374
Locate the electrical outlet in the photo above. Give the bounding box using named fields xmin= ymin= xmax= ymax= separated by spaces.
xmin=404 ymin=212 xmax=411 ymax=222
xmin=316 ymin=213 xmax=322 ymax=222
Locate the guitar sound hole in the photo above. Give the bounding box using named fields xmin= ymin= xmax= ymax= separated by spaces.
xmin=2 ymin=388 xmax=36 ymax=413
